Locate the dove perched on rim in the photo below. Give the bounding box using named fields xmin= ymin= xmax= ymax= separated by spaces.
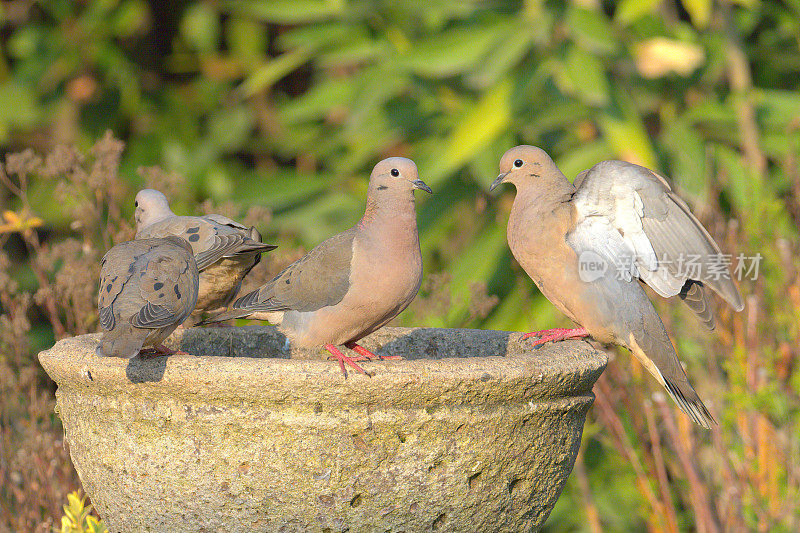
xmin=134 ymin=189 xmax=276 ymax=324
xmin=491 ymin=145 xmax=744 ymax=428
xmin=97 ymin=236 xmax=199 ymax=358
xmin=205 ymin=157 xmax=432 ymax=377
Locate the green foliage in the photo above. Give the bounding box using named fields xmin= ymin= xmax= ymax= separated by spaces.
xmin=1 ymin=0 xmax=799 ymax=531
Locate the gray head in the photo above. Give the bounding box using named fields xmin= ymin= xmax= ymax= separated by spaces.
xmin=368 ymin=157 xmax=432 ymax=196
xmin=134 ymin=189 xmax=174 ymax=229
xmin=490 ymin=145 xmax=566 ymax=192
xmin=361 ymin=157 xmax=431 ymax=223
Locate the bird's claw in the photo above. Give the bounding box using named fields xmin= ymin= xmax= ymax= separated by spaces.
xmin=325 ymin=344 xmax=370 ymax=378
xmin=345 ymin=342 xmax=401 ymax=361
xmin=521 ymin=328 xmax=590 ymax=346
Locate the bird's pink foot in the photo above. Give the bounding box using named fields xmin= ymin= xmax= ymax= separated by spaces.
xmin=325 ymin=344 xmax=369 ymax=378
xmin=345 ymin=342 xmax=402 ymax=361
xmin=521 ymin=327 xmax=590 ymax=347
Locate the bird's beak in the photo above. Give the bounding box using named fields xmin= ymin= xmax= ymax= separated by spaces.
xmin=490 ymin=172 xmax=510 ymax=192
xmin=412 ymin=179 xmax=433 ymax=194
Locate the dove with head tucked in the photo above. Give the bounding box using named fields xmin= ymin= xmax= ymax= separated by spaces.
xmin=97 ymin=236 xmax=199 ymax=358
xmin=134 ymin=189 xmax=277 ymax=324
xmin=491 ymin=145 xmax=744 ymax=428
xmin=205 ymin=157 xmax=432 ymax=377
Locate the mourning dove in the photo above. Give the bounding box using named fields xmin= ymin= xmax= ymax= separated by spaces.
xmin=491 ymin=146 xmax=744 ymax=428
xmin=134 ymin=189 xmax=277 ymax=323
xmin=205 ymin=157 xmax=432 ymax=376
xmin=97 ymin=236 xmax=199 ymax=358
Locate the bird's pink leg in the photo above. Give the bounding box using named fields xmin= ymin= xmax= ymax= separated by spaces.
xmin=325 ymin=343 xmax=368 ymax=378
xmin=521 ymin=327 xmax=590 ymax=347
xmin=345 ymin=342 xmax=402 ymax=361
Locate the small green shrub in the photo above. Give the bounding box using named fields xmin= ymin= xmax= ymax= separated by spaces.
xmin=59 ymin=491 xmax=107 ymax=533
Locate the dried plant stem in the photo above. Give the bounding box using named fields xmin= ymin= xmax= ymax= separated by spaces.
xmin=657 ymin=398 xmax=720 ymax=533
xmin=574 ymin=442 xmax=603 ymax=533
xmin=21 ymin=233 xmax=66 ymax=338
xmin=643 ymin=401 xmax=680 ymax=533
xmin=594 ymin=378 xmax=662 ymax=524
xmin=723 ymin=4 xmax=767 ymax=181
xmin=710 ymin=422 xmax=744 ymax=530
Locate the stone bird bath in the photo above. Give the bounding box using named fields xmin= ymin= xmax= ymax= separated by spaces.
xmin=39 ymin=326 xmax=606 ymax=532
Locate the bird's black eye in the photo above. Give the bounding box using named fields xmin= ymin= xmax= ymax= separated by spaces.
xmin=135 ymin=201 xmax=138 ymax=207
xmin=514 ymin=159 xmax=523 ymax=168
xmin=390 ymin=168 xmax=399 ymax=177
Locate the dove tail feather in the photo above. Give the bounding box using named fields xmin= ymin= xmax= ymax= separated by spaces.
xmin=197 ymin=309 xmax=253 ymax=325
xmin=627 ymin=331 xmax=716 ymax=429
xmin=233 ymin=241 xmax=277 ymax=256
xmin=662 ymin=377 xmax=715 ymax=429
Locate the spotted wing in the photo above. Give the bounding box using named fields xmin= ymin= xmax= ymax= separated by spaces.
xmin=139 ymin=216 xmax=275 ymax=271
xmin=98 ymin=244 xmax=140 ymax=330
xmin=133 ymin=242 xmax=199 ymax=329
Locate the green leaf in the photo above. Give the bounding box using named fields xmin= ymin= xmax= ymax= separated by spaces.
xmin=225 ymin=0 xmax=345 ymax=24
xmin=239 ymin=47 xmax=314 ymax=96
xmin=277 ymin=22 xmax=352 ymax=51
xmin=111 ymin=0 xmax=148 ymax=38
xmin=615 ymin=0 xmax=662 ymax=25
xmin=400 ymin=21 xmax=509 ymax=78
xmin=483 ymin=279 xmax=562 ymax=333
xmin=562 ymin=45 xmax=610 ymax=107
xmin=521 ymin=100 xmax=592 ymax=138
xmin=278 ymin=77 xmax=358 ymax=123
xmin=443 ymin=223 xmax=508 ymax=325
xmin=466 ymin=24 xmax=536 ymax=88
xmin=661 ymin=119 xmax=708 ymax=200
xmin=566 ymin=7 xmax=618 ymax=55
xmin=208 ymin=106 xmax=254 ymax=151
xmin=180 ymin=2 xmax=219 ymax=53
xmin=0 ymin=82 xmax=40 ymax=142
xmin=318 ymin=37 xmax=386 ymax=68
xmin=598 ymin=90 xmax=657 ymax=168
xmin=227 ymin=18 xmax=267 ymax=60
xmin=556 ymin=141 xmax=613 ymax=183
xmin=683 ymin=101 xmax=736 ymax=126
xmin=8 ymin=26 xmax=42 ymax=59
xmin=715 ymin=144 xmax=754 ymax=213
xmin=427 ymin=79 xmax=512 ymax=184
xmin=755 ymin=89 xmax=800 ymax=128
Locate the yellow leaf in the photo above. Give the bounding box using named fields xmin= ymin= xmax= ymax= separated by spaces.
xmin=681 ymin=0 xmax=711 ymax=28
xmin=3 ymin=210 xmax=21 ymax=224
xmin=634 ymin=38 xmax=705 ymax=78
xmin=0 ymin=209 xmax=44 ymax=234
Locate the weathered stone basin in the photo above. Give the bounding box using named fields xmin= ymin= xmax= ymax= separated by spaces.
xmin=39 ymin=326 xmax=606 ymax=532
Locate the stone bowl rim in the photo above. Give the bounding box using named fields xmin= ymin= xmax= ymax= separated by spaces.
xmin=38 ymin=326 xmax=607 ymax=407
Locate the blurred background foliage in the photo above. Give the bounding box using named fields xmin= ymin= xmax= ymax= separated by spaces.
xmin=1 ymin=0 xmax=799 ymax=530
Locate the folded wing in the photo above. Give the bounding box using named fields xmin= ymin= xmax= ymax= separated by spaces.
xmin=232 ymin=229 xmax=357 ymax=314
xmin=138 ymin=216 xmax=276 ymax=271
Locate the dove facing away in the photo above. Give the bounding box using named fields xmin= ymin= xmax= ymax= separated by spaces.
xmin=97 ymin=236 xmax=199 ymax=358
xmin=491 ymin=146 xmax=744 ymax=428
xmin=134 ymin=189 xmax=277 ymax=324
xmin=205 ymin=157 xmax=432 ymax=376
